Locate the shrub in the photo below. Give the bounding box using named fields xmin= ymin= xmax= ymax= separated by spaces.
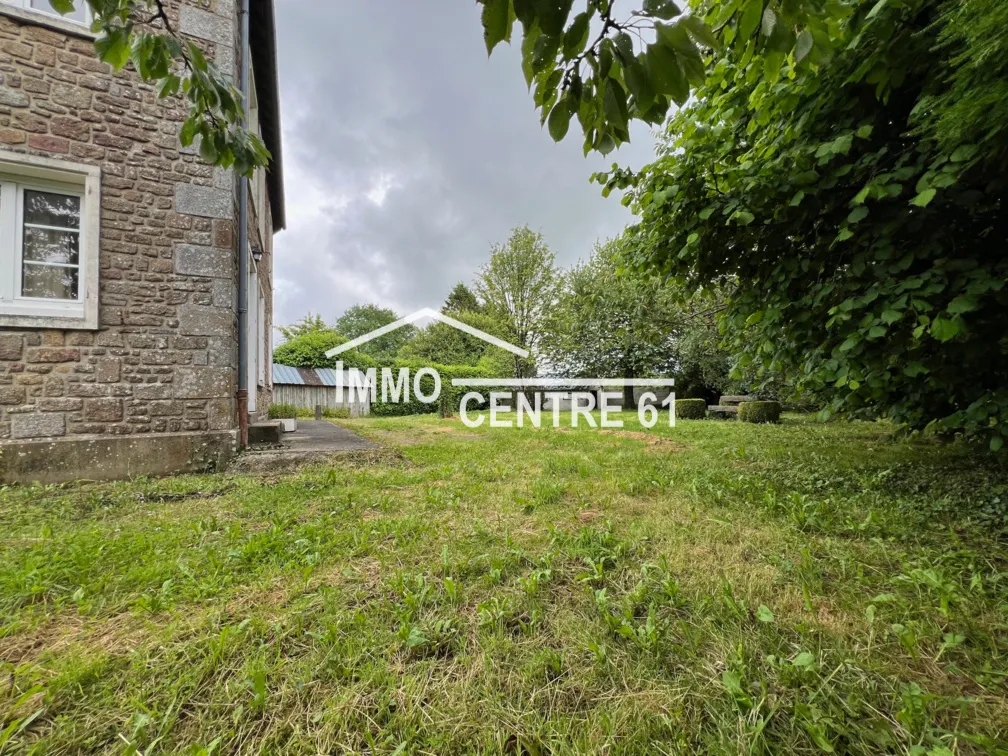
xmin=268 ymin=403 xmax=297 ymax=419
xmin=371 ymin=360 xmax=500 ymax=417
xmin=675 ymin=398 xmax=707 ymax=420
xmin=273 ymin=329 xmax=376 ymax=370
xmin=738 ymin=401 xmax=782 ymax=424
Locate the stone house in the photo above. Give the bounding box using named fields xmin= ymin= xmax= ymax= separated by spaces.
xmin=0 ymin=0 xmax=285 ymax=482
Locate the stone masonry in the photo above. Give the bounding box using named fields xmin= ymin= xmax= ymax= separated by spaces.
xmin=0 ymin=0 xmax=273 ymax=447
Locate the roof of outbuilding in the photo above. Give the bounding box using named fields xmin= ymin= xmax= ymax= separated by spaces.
xmin=272 ymin=364 xmax=366 ymax=386
xmin=250 ymin=0 xmax=285 ymax=231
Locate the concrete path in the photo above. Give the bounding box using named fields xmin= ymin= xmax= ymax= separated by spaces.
xmin=231 ymin=420 xmax=377 ymax=473
xmin=274 ymin=420 xmax=376 ymax=453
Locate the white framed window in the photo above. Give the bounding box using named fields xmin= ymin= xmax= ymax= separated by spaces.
xmin=1 ymin=0 xmax=91 ymax=25
xmin=0 ymin=151 xmax=101 ymax=330
xmin=257 ymin=286 xmax=266 ymax=387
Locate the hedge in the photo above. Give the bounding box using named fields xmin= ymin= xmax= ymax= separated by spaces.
xmin=738 ymin=401 xmax=782 ymax=424
xmin=675 ymin=398 xmax=707 ymax=420
xmin=370 ymin=360 xmax=503 ymax=417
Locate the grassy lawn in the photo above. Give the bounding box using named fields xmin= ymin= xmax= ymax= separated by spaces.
xmin=1 ymin=414 xmax=1006 ymax=754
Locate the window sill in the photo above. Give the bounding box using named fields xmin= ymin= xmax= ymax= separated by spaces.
xmin=0 ymin=310 xmax=97 ymax=330
xmin=0 ymin=5 xmax=97 ymax=40
xmin=0 ymin=299 xmax=95 ymax=330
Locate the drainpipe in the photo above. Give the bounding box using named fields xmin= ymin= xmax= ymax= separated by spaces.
xmin=236 ymin=0 xmax=251 ymax=448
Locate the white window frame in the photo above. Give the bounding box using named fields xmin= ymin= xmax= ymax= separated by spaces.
xmin=247 ymin=252 xmax=259 ymax=413
xmin=248 ymin=67 xmax=269 ymax=249
xmin=0 ymin=0 xmax=92 ymax=25
xmin=0 ymin=151 xmax=101 ymax=330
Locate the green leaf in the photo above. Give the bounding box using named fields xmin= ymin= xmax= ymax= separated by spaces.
xmin=94 ymin=25 xmax=133 ymax=71
xmin=520 ymin=23 xmax=542 ymax=87
xmin=992 ymin=436 xmax=1004 ymax=452
xmin=856 ymin=124 xmax=873 ymax=139
xmin=794 ymin=29 xmax=813 ymax=62
xmin=760 ymin=6 xmax=776 ymax=37
xmin=643 ymin=0 xmax=682 ymax=20
xmin=624 ymin=55 xmax=653 ymax=107
xmin=481 ymin=0 xmax=513 ymax=55
xmin=562 ymin=12 xmax=591 ymax=59
xmin=847 ymin=206 xmax=868 ymax=224
xmin=838 ymin=336 xmax=858 ymax=353
xmin=880 ymin=309 xmax=902 ymax=324
xmin=911 ymin=188 xmax=937 ymax=207
xmin=738 ymin=0 xmax=762 ymax=41
xmin=866 ymin=0 xmax=887 ymax=19
xmin=793 ymin=651 xmax=815 ymax=668
xmin=947 ymin=295 xmax=978 ymax=315
xmin=405 ymin=626 xmax=427 ymax=648
xmin=682 ymin=14 xmax=718 ymax=48
xmin=603 ymin=79 xmax=629 ymax=130
xmin=868 ymin=325 xmax=886 ymax=339
xmin=789 ymin=190 xmax=805 ymax=206
xmin=733 ymin=210 xmax=755 ymax=225
xmin=48 ymin=0 xmax=74 ymax=13
xmin=929 ymin=317 xmax=960 ymax=342
xmin=647 ymin=43 xmax=689 ymax=104
xmin=531 ymin=33 xmax=559 ymax=76
xmin=547 ymin=99 xmax=571 ymax=141
xmin=531 ymin=0 xmax=573 ymax=36
xmin=949 ymin=144 xmax=976 ymax=163
xmin=756 ymin=605 xmax=774 ymax=623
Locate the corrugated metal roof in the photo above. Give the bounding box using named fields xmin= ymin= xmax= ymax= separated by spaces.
xmin=315 ymin=368 xmax=346 ymax=387
xmin=272 ymin=364 xmax=365 ymax=386
xmin=272 ymin=363 xmax=304 ymax=385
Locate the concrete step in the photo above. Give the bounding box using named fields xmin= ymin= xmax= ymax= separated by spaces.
xmin=249 ymin=421 xmax=282 ymax=445
xmin=708 ymin=405 xmax=739 ymax=419
xmin=719 ymin=395 xmax=756 ymax=406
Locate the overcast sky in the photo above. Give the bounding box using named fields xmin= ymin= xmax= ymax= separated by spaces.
xmin=271 ymin=0 xmax=658 ymax=329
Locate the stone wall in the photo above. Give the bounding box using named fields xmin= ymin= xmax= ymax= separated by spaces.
xmin=0 ymin=0 xmax=251 ymax=448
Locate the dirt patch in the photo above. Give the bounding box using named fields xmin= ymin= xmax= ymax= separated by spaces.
xmin=0 ymin=612 xmax=147 ymax=666
xmin=599 ymin=430 xmax=688 ymax=450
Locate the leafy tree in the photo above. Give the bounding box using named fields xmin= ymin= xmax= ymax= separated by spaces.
xmin=272 ymin=330 xmax=374 ymax=371
xmin=335 ymin=304 xmax=415 ymax=364
xmin=475 ymin=226 xmax=561 ymax=378
xmin=399 ymin=311 xmax=512 ymax=374
xmin=49 ymin=0 xmax=268 ymax=174
xmin=545 ymin=238 xmax=733 ymax=405
xmin=277 ymin=312 xmax=328 ymax=342
xmin=596 ymin=0 xmax=1007 ymax=446
xmin=442 ymin=283 xmax=482 ymax=314
xmin=476 ymin=0 xmax=843 ymax=155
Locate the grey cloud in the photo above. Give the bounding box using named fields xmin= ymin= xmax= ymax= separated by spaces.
xmin=272 ymin=0 xmax=657 ymax=327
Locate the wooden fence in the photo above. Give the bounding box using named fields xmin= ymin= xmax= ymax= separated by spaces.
xmin=273 ymin=383 xmax=370 ymax=417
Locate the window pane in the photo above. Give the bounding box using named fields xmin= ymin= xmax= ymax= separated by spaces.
xmin=22 ymin=264 xmax=79 ymax=300
xmin=23 ymin=190 xmax=80 ymax=229
xmin=22 ymin=227 xmax=80 ymax=265
xmin=29 ymin=0 xmax=87 ymax=22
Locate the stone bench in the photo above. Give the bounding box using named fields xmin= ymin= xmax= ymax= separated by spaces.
xmin=707 ymin=405 xmax=739 ymax=419
xmin=719 ymin=395 xmax=756 ymax=406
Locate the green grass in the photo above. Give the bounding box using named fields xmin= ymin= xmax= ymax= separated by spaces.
xmin=0 ymin=413 xmax=1006 ymax=754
